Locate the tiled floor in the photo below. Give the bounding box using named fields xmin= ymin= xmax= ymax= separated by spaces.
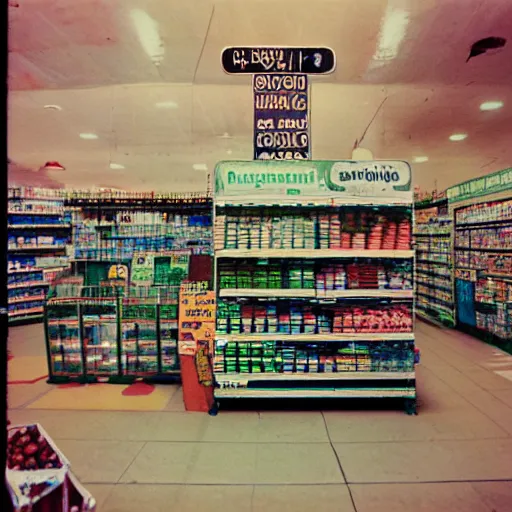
xmin=7 ymin=321 xmax=512 ymax=511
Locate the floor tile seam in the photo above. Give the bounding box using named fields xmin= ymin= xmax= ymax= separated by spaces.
xmin=51 ymin=438 xmax=332 ymax=445
xmin=115 ymin=441 xmax=148 ymax=484
xmin=417 ymin=366 xmax=512 ymax=431
xmin=48 ymin=437 xmax=512 ymax=444
xmin=78 ymin=481 xmax=350 ymax=487
xmin=417 ymin=329 xmax=510 ymax=376
xmin=320 ymin=412 xmax=358 ymax=512
xmin=8 ymin=387 xmax=54 ymax=410
xmin=346 ymin=478 xmax=512 ymax=485
xmin=488 ymin=389 xmax=512 ymax=410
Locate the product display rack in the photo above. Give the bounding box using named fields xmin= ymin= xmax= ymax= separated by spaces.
xmin=7 ymin=187 xmax=71 ymax=324
xmin=453 ymin=197 xmax=512 ymax=348
xmin=44 ymin=283 xmax=181 ymax=384
xmin=414 ymin=198 xmax=455 ymax=327
xmin=66 ymin=193 xmax=213 ymax=286
xmin=212 ymin=160 xmax=417 ymax=413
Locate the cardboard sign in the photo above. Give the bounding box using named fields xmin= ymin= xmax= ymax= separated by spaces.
xmin=222 ymin=47 xmax=336 ymax=74
xmin=178 ymin=285 xmax=216 ymax=357
xmin=195 ymin=340 xmax=213 ymax=386
xmin=253 ymin=74 xmax=309 ymax=160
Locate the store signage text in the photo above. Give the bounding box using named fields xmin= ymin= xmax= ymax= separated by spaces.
xmin=215 ymin=160 xmax=412 ymax=198
xmin=447 ymin=167 xmax=512 ymax=202
xmin=253 ymin=73 xmax=309 ymax=160
xmin=222 ymin=47 xmax=335 ymax=74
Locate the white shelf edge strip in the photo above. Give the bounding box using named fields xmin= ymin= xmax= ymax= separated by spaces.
xmin=219 ymin=289 xmax=414 ymax=299
xmin=217 ymin=333 xmax=414 ymax=342
xmin=214 ymin=372 xmax=415 ymax=382
xmin=217 ymin=249 xmax=414 ymax=259
xmin=215 ymin=389 xmax=416 ymax=398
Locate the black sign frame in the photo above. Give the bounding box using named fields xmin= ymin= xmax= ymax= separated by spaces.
xmin=221 ymin=46 xmax=336 ymax=75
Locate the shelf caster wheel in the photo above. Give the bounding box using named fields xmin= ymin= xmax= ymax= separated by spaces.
xmin=404 ymin=399 xmax=417 ymax=416
xmin=208 ymin=402 xmax=220 ymax=416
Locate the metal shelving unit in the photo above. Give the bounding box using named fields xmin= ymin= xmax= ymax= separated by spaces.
xmin=212 ymin=160 xmax=417 ymax=413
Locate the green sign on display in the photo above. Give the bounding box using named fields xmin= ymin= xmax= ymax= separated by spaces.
xmin=447 ymin=167 xmax=512 ymax=202
xmin=214 ymin=160 xmax=412 ymax=198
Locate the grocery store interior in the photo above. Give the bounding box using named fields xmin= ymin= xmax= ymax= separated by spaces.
xmin=5 ymin=0 xmax=512 ymax=511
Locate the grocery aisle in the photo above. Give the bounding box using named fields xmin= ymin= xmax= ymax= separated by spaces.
xmin=7 ymin=321 xmax=512 ymax=512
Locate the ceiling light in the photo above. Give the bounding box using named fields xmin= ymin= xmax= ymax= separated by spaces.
xmin=41 ymin=161 xmax=66 ymax=171
xmin=130 ymin=9 xmax=164 ymax=65
xmin=449 ymin=133 xmax=468 ymax=141
xmin=109 ymin=163 xmax=125 ymax=170
xmin=193 ymin=164 xmax=208 ymax=171
xmin=226 ymin=149 xmax=233 ymax=155
xmin=79 ymin=133 xmax=98 ymax=140
xmin=155 ymin=101 xmax=178 ymax=109
xmin=372 ymin=6 xmax=410 ymax=61
xmin=44 ymin=105 xmax=62 ymax=111
xmin=219 ymin=132 xmax=232 ymax=139
xmin=480 ymin=101 xmax=504 ymax=111
xmin=413 ymin=156 xmax=429 ymax=163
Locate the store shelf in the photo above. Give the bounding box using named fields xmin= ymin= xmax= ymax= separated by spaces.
xmin=8 ymin=268 xmax=44 ymax=275
xmin=455 ymin=218 xmax=512 ymax=229
xmin=416 ymin=259 xmax=450 ymax=266
xmin=9 ymin=307 xmax=44 ymax=317
xmin=218 ymin=332 xmax=414 ymax=342
xmin=219 ymin=288 xmax=414 ymax=299
xmin=455 ymin=246 xmax=512 ymax=253
xmin=8 ymin=245 xmax=67 ymax=252
xmin=8 ymin=210 xmax=63 ymax=216
xmin=417 ymin=291 xmax=452 ymax=304
xmin=217 ymin=249 xmax=414 ymax=259
xmin=413 ymin=233 xmax=451 ymax=237
xmin=8 ymin=295 xmax=46 ymax=304
xmin=8 ymin=281 xmax=49 ymax=290
xmin=215 ymin=371 xmax=415 ymax=382
xmin=8 ymin=224 xmax=71 ymax=229
xmin=215 ymin=388 xmax=416 ymax=398
xmin=480 ymin=273 xmax=512 ymax=283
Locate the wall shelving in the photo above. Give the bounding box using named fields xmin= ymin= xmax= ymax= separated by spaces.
xmin=7 ymin=187 xmax=71 ymax=324
xmin=413 ymin=199 xmax=455 ymax=327
xmin=454 ymin=198 xmax=512 ymax=343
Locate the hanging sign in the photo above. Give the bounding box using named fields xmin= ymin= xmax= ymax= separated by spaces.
xmin=178 ymin=283 xmax=216 ymax=357
xmin=222 ymin=47 xmax=336 ymax=74
xmin=214 ymin=160 xmax=412 ymax=199
xmin=447 ymin=167 xmax=512 ymax=202
xmin=253 ymin=74 xmax=309 ymax=160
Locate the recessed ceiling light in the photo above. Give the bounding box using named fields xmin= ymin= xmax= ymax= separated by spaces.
xmin=44 ymin=105 xmax=62 ymax=111
xmin=109 ymin=163 xmax=125 ymax=170
xmin=219 ymin=132 xmax=232 ymax=139
xmin=449 ymin=133 xmax=468 ymax=141
xmin=193 ymin=163 xmax=208 ymax=171
xmin=480 ymin=100 xmax=504 ymax=111
xmin=79 ymin=133 xmax=99 ymax=140
xmin=227 ymin=149 xmax=233 ymax=155
xmin=413 ymin=156 xmax=429 ymax=163
xmin=155 ymin=101 xmax=178 ymax=109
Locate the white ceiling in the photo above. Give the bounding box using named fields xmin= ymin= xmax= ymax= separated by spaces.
xmin=7 ymin=0 xmax=512 ymax=192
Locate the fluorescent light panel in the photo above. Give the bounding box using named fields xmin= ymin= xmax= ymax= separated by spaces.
xmin=372 ymin=6 xmax=410 ymax=61
xmin=449 ymin=133 xmax=468 ymax=141
xmin=79 ymin=133 xmax=98 ymax=140
xmin=480 ymin=101 xmax=504 ymax=111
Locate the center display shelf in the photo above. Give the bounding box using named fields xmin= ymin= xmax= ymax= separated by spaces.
xmin=212 ymin=160 xmax=417 ymax=413
xmin=44 ymin=279 xmax=181 ymax=384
